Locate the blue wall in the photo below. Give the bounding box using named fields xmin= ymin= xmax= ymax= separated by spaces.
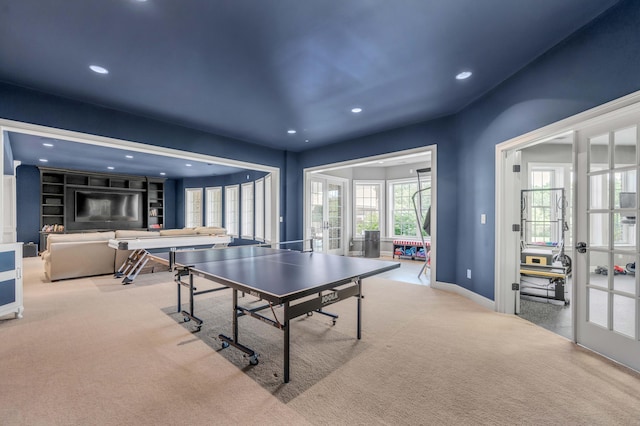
xmin=5 ymin=0 xmax=640 ymax=303
xmin=0 ymin=82 xmax=290 ymax=242
xmin=452 ymin=0 xmax=640 ymax=299
xmin=163 ymin=179 xmax=176 ymax=230
xmin=16 ymin=165 xmax=40 ymax=244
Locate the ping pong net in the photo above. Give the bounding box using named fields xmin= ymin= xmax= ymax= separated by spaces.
xmin=167 ymin=238 xmax=314 ymax=265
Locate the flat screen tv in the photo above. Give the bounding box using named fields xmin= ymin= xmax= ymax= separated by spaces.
xmin=75 ymin=191 xmax=140 ymax=222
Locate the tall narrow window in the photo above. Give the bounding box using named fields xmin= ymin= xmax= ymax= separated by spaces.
xmin=241 ymin=182 xmax=254 ymax=239
xmin=205 ymin=186 xmax=222 ymax=227
xmin=388 ymin=178 xmax=430 ymax=238
xmin=255 ymin=178 xmax=265 ymax=241
xmin=265 ymin=174 xmax=272 ymax=243
xmin=529 ymin=169 xmax=555 ymax=243
xmin=185 ymin=188 xmax=203 ymax=228
xmin=354 ymin=181 xmax=384 ymax=237
xmin=225 ymin=185 xmax=239 ymax=237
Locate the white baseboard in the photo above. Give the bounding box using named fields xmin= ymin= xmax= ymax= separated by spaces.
xmin=432 ymin=281 xmax=496 ymax=311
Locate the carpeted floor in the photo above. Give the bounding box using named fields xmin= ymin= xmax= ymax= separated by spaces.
xmin=2 ymin=257 xmax=640 ymax=425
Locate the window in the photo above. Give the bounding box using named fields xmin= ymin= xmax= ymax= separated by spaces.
xmin=184 ymin=188 xmax=203 ymax=228
xmin=528 ymin=169 xmax=555 ymax=243
xmin=265 ymin=174 xmax=272 ymax=243
xmin=241 ymin=182 xmax=254 ymax=239
xmin=388 ymin=178 xmax=430 ymax=238
xmin=255 ymin=178 xmax=265 ymax=241
xmin=527 ymin=165 xmax=571 ymax=245
xmin=225 ymin=185 xmax=239 ymax=237
xmin=205 ymin=186 xmax=222 ymax=227
xmin=353 ymin=181 xmax=384 ymax=237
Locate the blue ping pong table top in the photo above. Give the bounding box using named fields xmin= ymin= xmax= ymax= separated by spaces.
xmin=152 ymin=247 xmax=400 ymax=302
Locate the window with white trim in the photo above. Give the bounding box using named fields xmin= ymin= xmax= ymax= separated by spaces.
xmin=387 ymin=178 xmax=430 ymax=238
xmin=255 ymin=178 xmax=265 ymax=241
xmin=225 ymin=185 xmax=239 ymax=237
xmin=528 ymin=164 xmax=572 ymax=245
xmin=205 ymin=186 xmax=222 ymax=227
xmin=265 ymin=174 xmax=272 ymax=243
xmin=241 ymin=182 xmax=254 ymax=239
xmin=353 ymin=181 xmax=384 ymax=237
xmin=185 ymin=188 xmax=203 ymax=228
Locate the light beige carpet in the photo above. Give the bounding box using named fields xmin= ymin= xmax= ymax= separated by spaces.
xmin=1 ymin=257 xmax=640 ymax=425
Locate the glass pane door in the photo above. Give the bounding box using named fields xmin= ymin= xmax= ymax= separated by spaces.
xmin=310 ymin=179 xmax=324 ymax=252
xmin=576 ymin=120 xmax=640 ymax=372
xmin=308 ymin=177 xmax=344 ymax=255
xmin=327 ymin=182 xmax=343 ymax=255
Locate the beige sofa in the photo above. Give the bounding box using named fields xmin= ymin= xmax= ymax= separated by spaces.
xmin=42 ymin=227 xmax=227 ymax=281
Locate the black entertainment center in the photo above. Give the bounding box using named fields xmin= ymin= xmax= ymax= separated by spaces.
xmin=39 ymin=167 xmax=165 ymax=250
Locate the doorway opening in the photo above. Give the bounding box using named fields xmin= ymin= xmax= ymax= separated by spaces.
xmin=303 ymin=146 xmax=436 ymax=286
xmin=515 ymin=134 xmax=574 ymax=339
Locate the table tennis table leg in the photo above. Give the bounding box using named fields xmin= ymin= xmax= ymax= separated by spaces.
xmin=284 ymin=301 xmax=290 ymax=383
xmin=219 ymin=289 xmax=259 ymax=366
xmin=357 ymin=278 xmax=362 ymax=340
xmin=176 ymin=276 xmax=181 ymax=314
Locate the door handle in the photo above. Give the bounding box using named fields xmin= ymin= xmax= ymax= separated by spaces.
xmin=575 ymin=242 xmax=587 ymax=254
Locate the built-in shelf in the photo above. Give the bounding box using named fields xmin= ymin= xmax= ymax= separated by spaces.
xmin=39 ymin=168 xmax=166 ymax=249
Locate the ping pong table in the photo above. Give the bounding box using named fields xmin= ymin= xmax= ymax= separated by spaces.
xmin=109 ymin=234 xmax=232 ymax=284
xmin=149 ymin=244 xmax=400 ymax=383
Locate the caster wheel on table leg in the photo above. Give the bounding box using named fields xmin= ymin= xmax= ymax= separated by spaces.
xmin=249 ymin=355 xmax=259 ymax=365
xmin=221 ymin=341 xmax=229 ymax=349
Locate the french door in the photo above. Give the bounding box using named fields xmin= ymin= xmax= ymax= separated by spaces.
xmin=575 ymin=115 xmax=640 ymax=371
xmin=308 ymin=176 xmax=345 ymax=255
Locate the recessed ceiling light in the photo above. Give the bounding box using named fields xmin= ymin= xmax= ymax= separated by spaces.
xmin=125 ymin=155 xmax=133 ymax=159
xmin=160 ymin=172 xmax=166 ymax=176
xmin=39 ymin=159 xmax=48 ymax=163
xmin=89 ymin=65 xmax=109 ymax=74
xmin=351 ymin=107 xmax=363 ymax=113
xmin=107 ymin=166 xmax=115 ymax=170
xmin=305 ymin=139 xmax=309 ymax=143
xmin=456 ymin=71 xmax=472 ymax=80
xmin=287 ymin=129 xmax=296 ymax=134
xmin=185 ymin=164 xmax=192 ymax=167
xmin=42 ymin=143 xmax=54 ymax=147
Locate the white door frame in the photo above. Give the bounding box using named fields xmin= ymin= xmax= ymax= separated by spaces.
xmin=306 ymin=173 xmax=349 ymax=255
xmin=496 ymin=90 xmax=640 ymax=320
xmin=303 ymin=145 xmax=437 ymax=286
xmin=574 ymin=115 xmax=640 ymax=371
xmin=0 ymin=118 xmax=281 ymax=244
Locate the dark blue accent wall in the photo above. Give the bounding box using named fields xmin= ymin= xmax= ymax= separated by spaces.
xmin=16 ymin=165 xmax=40 ymax=244
xmin=284 ymin=151 xmax=300 ymax=241
xmin=452 ymin=0 xmax=640 ymax=299
xmin=163 ymin=179 xmax=177 ymax=230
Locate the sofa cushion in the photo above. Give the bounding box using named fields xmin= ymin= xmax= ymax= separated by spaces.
xmin=46 ymin=231 xmax=116 ymax=250
xmin=194 ymin=226 xmax=227 ymax=235
xmin=160 ymin=228 xmax=197 ymax=236
xmin=115 ymin=230 xmax=161 ymax=238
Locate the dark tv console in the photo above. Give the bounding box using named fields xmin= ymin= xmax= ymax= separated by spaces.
xmin=39 ymin=167 xmax=165 ymax=250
